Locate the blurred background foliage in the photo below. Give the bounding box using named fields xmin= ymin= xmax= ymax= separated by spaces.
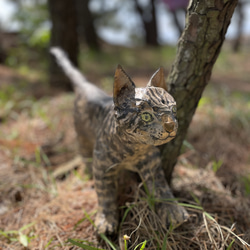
xmin=0 ymin=0 xmax=249 ymax=134
xmin=0 ymin=0 xmax=249 ymax=79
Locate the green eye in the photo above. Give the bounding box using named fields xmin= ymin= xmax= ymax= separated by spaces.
xmin=141 ymin=112 xmax=153 ymax=122
xmin=172 ymin=106 xmax=177 ymax=113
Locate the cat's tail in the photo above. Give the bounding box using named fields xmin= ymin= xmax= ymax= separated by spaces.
xmin=50 ymin=47 xmax=88 ymax=89
xmin=50 ymin=47 xmax=110 ymax=103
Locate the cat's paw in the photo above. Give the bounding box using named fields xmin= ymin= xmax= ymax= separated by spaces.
xmin=95 ymin=212 xmax=118 ymax=235
xmin=156 ymin=202 xmax=189 ymax=228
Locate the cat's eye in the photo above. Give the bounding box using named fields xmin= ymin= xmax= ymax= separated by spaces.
xmin=141 ymin=112 xmax=153 ymax=122
xmin=172 ymin=106 xmax=177 ymax=113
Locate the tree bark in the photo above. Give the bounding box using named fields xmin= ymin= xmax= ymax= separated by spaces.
xmin=48 ymin=0 xmax=79 ymax=91
xmin=160 ymin=0 xmax=238 ymax=184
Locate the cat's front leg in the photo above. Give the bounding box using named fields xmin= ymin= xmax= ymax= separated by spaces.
xmin=137 ymin=148 xmax=189 ymax=227
xmin=92 ymin=152 xmax=119 ymax=235
xmin=153 ymin=184 xmax=189 ymax=227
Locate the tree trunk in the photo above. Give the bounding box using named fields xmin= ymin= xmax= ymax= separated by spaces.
xmin=76 ymin=0 xmax=100 ymax=51
xmin=232 ymin=1 xmax=243 ymax=52
xmin=48 ymin=0 xmax=79 ymax=91
xmin=171 ymin=11 xmax=183 ymax=37
xmin=0 ymin=29 xmax=6 ymax=64
xmin=134 ymin=0 xmax=159 ymax=46
xmin=160 ymin=0 xmax=238 ymax=184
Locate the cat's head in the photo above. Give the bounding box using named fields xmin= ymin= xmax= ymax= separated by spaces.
xmin=113 ymin=65 xmax=178 ymax=146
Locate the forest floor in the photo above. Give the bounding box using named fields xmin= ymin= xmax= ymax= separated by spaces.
xmin=0 ymin=42 xmax=250 ymax=250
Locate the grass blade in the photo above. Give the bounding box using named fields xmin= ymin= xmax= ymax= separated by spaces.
xmin=139 ymin=240 xmax=147 ymax=250
xmin=100 ymin=234 xmax=117 ymax=250
xmin=162 ymin=233 xmax=168 ymax=250
xmin=68 ymin=238 xmax=105 ymax=250
xmin=226 ymin=239 xmax=235 ymax=250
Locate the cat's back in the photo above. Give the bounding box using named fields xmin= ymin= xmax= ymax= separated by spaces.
xmin=50 ymin=47 xmax=113 ymax=158
xmin=74 ymin=85 xmax=113 ymax=158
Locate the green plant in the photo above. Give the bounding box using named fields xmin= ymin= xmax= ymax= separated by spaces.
xmin=70 ymin=209 xmax=149 ymax=250
xmin=70 ymin=210 xmax=117 ymax=249
xmin=0 ymin=222 xmax=35 ymax=247
xmin=181 ymin=139 xmax=195 ymax=155
xmin=35 ymin=146 xmax=51 ymax=167
xmin=68 ymin=238 xmax=106 ymax=250
xmin=142 ymin=182 xmax=156 ymax=211
xmin=29 ymin=29 xmax=50 ymax=49
xmin=10 ymin=0 xmax=49 ymax=50
xmin=123 ymin=234 xmax=147 ymax=250
xmin=198 ymin=96 xmax=210 ymax=108
xmin=212 ymin=159 xmax=223 ymax=173
xmin=241 ymin=175 xmax=250 ymax=196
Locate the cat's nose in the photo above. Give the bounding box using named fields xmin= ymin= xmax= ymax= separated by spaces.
xmin=162 ymin=114 xmax=177 ymax=132
xmin=164 ymin=121 xmax=176 ymax=132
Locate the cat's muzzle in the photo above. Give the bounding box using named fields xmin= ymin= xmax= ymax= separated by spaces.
xmin=164 ymin=121 xmax=177 ymax=133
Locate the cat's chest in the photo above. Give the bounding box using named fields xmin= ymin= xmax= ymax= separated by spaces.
xmin=115 ymin=144 xmax=160 ymax=172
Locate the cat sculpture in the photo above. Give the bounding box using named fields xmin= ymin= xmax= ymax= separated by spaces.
xmin=51 ymin=47 xmax=188 ymax=235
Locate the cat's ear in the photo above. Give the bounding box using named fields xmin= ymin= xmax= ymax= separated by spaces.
xmin=147 ymin=67 xmax=168 ymax=91
xmin=113 ymin=65 xmax=136 ymax=107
